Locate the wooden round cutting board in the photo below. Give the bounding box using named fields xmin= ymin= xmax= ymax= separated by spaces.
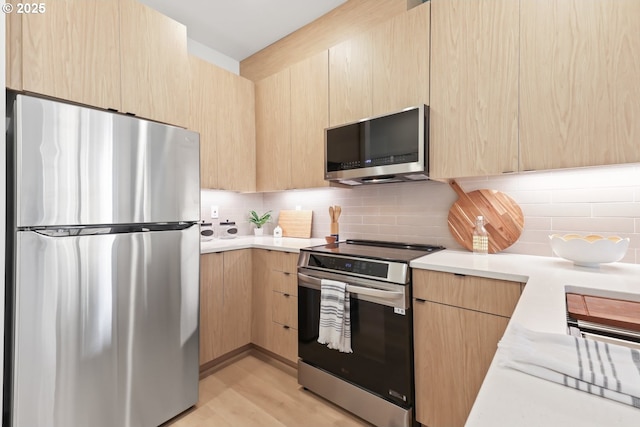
xmin=447 ymin=180 xmax=524 ymax=254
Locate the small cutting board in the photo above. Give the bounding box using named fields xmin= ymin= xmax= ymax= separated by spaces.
xmin=278 ymin=210 xmax=313 ymax=238
xmin=447 ymin=180 xmax=524 ymax=253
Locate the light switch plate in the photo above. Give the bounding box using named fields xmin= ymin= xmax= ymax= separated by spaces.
xmin=211 ymin=205 xmax=219 ymax=219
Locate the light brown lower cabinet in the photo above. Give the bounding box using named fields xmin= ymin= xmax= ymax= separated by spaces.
xmin=199 ymin=249 xmax=252 ymax=367
xmin=413 ymin=270 xmax=523 ymax=427
xmin=251 ymin=249 xmax=299 ymax=364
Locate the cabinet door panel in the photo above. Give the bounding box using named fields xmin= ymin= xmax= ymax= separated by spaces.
xmin=372 ymin=2 xmax=430 ymax=116
xmin=21 ymin=0 xmax=120 ymax=110
xmin=271 ymin=324 xmax=298 ymax=364
xmin=200 ymin=253 xmax=223 ymax=366
xmin=414 ymin=301 xmax=508 ymax=427
xmin=119 ymin=0 xmax=188 ymax=127
xmin=189 ymin=56 xmax=219 ymax=189
xmin=272 ymin=292 xmax=298 ymax=329
xmin=251 ymin=250 xmax=273 ymax=348
xmin=413 ymin=270 xmax=521 ymax=317
xmin=329 ymin=32 xmax=373 ymax=126
xmin=219 ymin=250 xmax=252 ymax=357
xmin=290 ymin=51 xmax=330 ymax=189
xmin=520 ymin=0 xmax=640 ymax=170
xmin=430 ymin=0 xmax=518 ymax=178
xmin=256 ymin=68 xmax=291 ymax=191
xmin=216 ymin=71 xmax=256 ymax=192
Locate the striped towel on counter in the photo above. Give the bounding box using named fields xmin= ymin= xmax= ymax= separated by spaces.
xmin=498 ymin=323 xmax=640 ymax=408
xmin=317 ymin=279 xmax=352 ymax=353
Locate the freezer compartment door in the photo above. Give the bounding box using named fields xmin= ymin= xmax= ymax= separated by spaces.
xmin=12 ymin=226 xmax=199 ymax=427
xmin=13 ymin=94 xmax=199 ymax=227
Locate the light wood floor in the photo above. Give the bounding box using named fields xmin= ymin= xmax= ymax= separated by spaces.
xmin=163 ymin=351 xmax=372 ymax=427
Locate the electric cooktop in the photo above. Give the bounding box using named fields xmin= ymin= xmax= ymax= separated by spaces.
xmin=301 ymin=239 xmax=445 ymax=263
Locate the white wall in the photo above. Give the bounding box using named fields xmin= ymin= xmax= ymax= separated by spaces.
xmin=203 ymin=163 xmax=640 ymax=264
xmin=187 ymin=38 xmax=239 ymax=75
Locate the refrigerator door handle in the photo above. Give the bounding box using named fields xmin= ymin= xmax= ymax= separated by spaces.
xmin=28 ymin=222 xmax=197 ymax=237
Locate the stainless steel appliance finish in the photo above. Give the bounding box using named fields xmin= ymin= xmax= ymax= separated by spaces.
xmin=324 ymin=105 xmax=429 ymax=186
xmin=14 ymin=95 xmax=199 ymax=227
xmin=298 ymin=361 xmax=413 ymax=427
xmin=5 ymin=94 xmax=200 ymax=427
xmin=297 ymin=240 xmax=444 ymax=427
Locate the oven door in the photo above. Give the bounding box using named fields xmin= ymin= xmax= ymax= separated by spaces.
xmin=297 ymin=268 xmax=414 ymax=408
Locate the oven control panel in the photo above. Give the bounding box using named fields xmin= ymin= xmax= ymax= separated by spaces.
xmin=307 ymin=254 xmax=389 ymax=278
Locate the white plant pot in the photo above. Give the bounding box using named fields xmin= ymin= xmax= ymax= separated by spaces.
xmin=254 ymin=228 xmax=264 ymax=236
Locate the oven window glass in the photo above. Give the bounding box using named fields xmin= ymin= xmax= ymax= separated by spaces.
xmin=298 ymin=285 xmax=414 ymax=408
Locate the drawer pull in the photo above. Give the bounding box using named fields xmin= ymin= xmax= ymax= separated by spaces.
xmin=283 ymin=271 xmax=291 ymax=276
xmin=454 ymin=273 xmax=466 ymax=277
xmin=415 ymin=298 xmax=426 ymax=303
xmin=283 ymin=325 xmax=290 ymax=330
xmin=284 ymin=293 xmax=290 ymax=297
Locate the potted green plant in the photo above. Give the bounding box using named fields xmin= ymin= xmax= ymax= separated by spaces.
xmin=248 ymin=210 xmax=272 ymax=236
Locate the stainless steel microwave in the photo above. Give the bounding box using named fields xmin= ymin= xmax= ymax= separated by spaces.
xmin=324 ymin=105 xmax=428 ymax=185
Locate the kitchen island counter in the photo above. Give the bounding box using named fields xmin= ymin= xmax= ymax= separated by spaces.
xmin=410 ymin=250 xmax=640 ymax=427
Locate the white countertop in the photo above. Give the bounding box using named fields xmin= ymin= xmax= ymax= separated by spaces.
xmin=410 ymin=250 xmax=640 ymax=426
xmin=200 ymin=236 xmax=326 ymax=254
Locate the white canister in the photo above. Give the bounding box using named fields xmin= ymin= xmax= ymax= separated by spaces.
xmin=200 ymin=221 xmax=214 ymax=241
xmin=273 ymin=225 xmax=283 ymax=238
xmin=219 ymin=220 xmax=238 ymax=239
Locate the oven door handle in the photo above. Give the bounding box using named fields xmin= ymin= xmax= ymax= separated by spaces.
xmin=297 ymin=272 xmax=404 ymax=301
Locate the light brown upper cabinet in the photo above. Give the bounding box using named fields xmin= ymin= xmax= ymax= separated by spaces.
xmin=372 ymin=2 xmax=430 ymax=117
xmin=256 ymin=51 xmax=329 ymax=191
xmin=119 ymin=0 xmax=189 ymax=128
xmin=189 ymin=55 xmax=220 ymax=189
xmin=215 ymin=68 xmax=256 ymax=192
xmin=329 ymin=2 xmax=430 ymax=127
xmin=9 ymin=0 xmax=121 ymax=111
xmin=429 ymin=0 xmax=519 ymax=179
xmin=520 ymin=0 xmax=640 ymax=171
xmin=190 ymin=55 xmax=256 ymax=192
xmin=290 ymin=51 xmax=330 ymax=189
xmin=329 ymin=32 xmax=374 ymax=127
xmin=7 ymin=0 xmax=189 ymax=128
xmin=256 ymin=68 xmax=292 ymax=192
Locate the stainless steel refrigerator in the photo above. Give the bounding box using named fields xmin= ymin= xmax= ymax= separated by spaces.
xmin=4 ymin=94 xmax=200 ymax=427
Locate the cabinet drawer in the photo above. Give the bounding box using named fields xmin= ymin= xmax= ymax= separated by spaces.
xmin=268 ymin=250 xmax=298 ymax=273
xmin=271 ymin=323 xmax=298 ymax=364
xmin=272 ymin=291 xmax=297 ymax=329
xmin=272 ymin=270 xmax=297 ymax=295
xmin=413 ymin=270 xmax=521 ymax=317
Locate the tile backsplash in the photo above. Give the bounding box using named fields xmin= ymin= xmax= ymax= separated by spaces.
xmin=202 ymin=163 xmax=640 ymax=264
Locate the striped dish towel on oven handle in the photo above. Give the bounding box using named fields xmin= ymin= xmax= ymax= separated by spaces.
xmin=317 ymin=279 xmax=353 ymax=353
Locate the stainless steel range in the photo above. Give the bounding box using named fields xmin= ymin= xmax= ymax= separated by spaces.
xmin=297 ymin=239 xmax=444 ymax=427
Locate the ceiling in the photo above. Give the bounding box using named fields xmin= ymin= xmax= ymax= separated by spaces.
xmin=138 ymin=0 xmax=347 ymax=62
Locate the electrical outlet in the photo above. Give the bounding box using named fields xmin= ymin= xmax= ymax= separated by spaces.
xmin=295 ymin=205 xmax=302 ymax=211
xmin=210 ymin=205 xmax=219 ymax=219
